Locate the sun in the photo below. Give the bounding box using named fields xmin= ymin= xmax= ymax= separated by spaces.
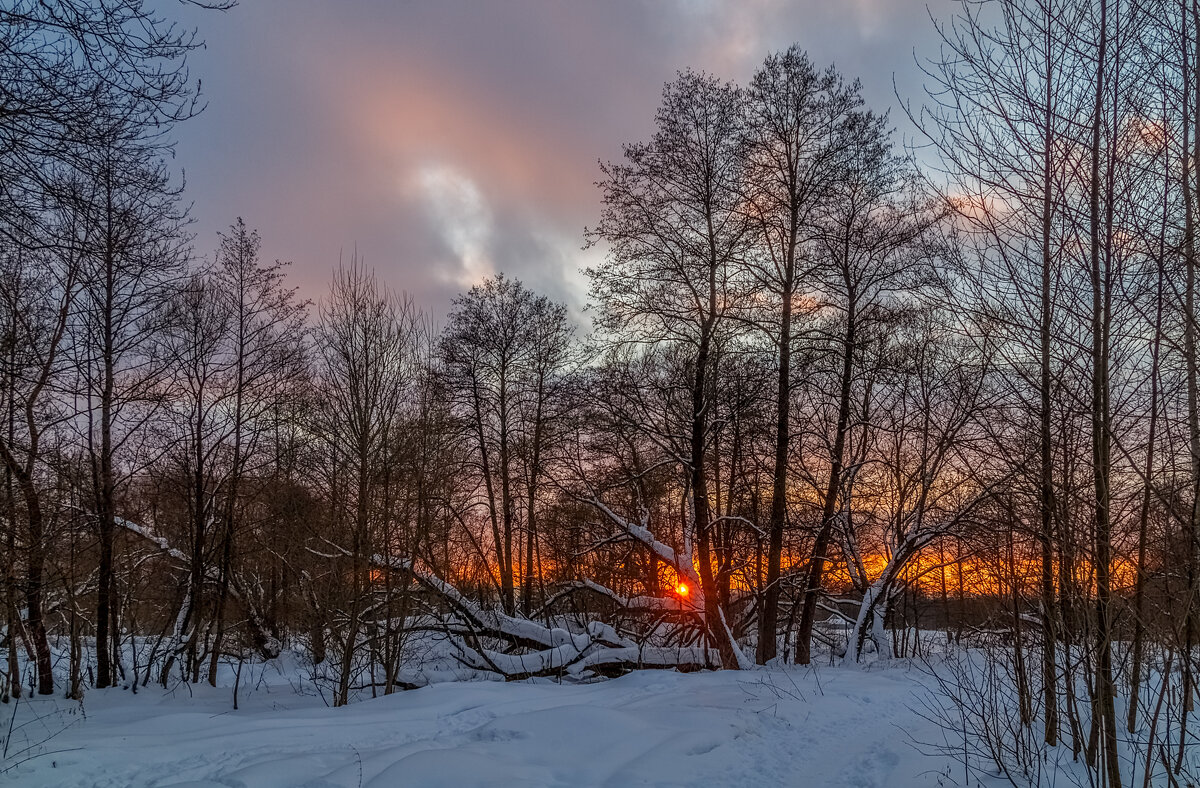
xmin=676 ymin=582 xmax=689 ymax=597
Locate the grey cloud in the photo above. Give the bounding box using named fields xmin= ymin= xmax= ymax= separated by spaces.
xmin=171 ymin=0 xmax=953 ymax=321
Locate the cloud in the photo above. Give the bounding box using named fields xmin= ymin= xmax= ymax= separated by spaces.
xmin=670 ymin=0 xmax=787 ymax=74
xmin=171 ymin=0 xmax=950 ymax=320
xmin=411 ymin=163 xmax=494 ymax=288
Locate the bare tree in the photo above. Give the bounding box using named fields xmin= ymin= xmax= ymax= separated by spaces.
xmin=71 ymin=142 xmax=188 ymax=689
xmin=588 ymin=70 xmax=752 ymax=669
xmin=0 ymin=209 xmax=82 ymax=695
xmin=315 ymin=257 xmax=417 ymax=706
xmin=156 ymin=270 xmax=233 ymax=684
xmin=440 ymin=274 xmax=573 ymax=616
xmin=793 ymin=110 xmax=935 ymax=664
xmin=916 ymin=0 xmax=1092 ymax=747
xmin=741 ymin=47 xmax=863 ymax=664
xmin=204 ymin=218 xmax=306 ymax=684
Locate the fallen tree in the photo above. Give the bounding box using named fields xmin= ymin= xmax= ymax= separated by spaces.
xmin=373 ymin=555 xmax=714 ymax=683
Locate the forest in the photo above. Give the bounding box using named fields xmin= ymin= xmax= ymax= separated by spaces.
xmin=2 ymin=0 xmax=1200 ymax=786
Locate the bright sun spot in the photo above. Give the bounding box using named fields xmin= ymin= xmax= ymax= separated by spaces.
xmin=676 ymin=583 xmax=689 ymax=596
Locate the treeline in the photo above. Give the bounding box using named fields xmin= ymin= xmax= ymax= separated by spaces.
xmin=1 ymin=0 xmax=1199 ymax=784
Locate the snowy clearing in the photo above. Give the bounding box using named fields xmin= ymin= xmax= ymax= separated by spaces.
xmin=1 ymin=662 xmax=956 ymax=788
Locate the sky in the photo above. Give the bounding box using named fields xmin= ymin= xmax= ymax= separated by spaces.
xmin=170 ymin=0 xmax=955 ymax=321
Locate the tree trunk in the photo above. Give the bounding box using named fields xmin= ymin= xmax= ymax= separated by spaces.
xmin=1129 ymin=120 xmax=1168 ymax=733
xmin=796 ymin=304 xmax=855 ymax=664
xmin=759 ymin=265 xmax=793 ymax=664
xmin=1088 ymin=3 xmax=1121 ymax=782
xmin=338 ymin=442 xmax=371 ymax=707
xmin=522 ymin=374 xmax=546 ymax=615
xmin=1038 ymin=2 xmax=1059 ymax=745
xmin=95 ymin=245 xmax=118 ymax=690
xmin=3 ymin=352 xmax=19 ymax=700
xmin=498 ymin=369 xmax=516 ymax=615
xmin=694 ymin=219 xmax=741 ymax=670
xmin=22 ymin=479 xmax=53 ymax=695
xmin=471 ymin=375 xmax=506 ymax=610
xmin=209 ymin=332 xmax=246 ymax=687
xmin=1182 ymin=0 xmax=1200 ymax=733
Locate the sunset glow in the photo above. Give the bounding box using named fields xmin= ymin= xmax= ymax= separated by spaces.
xmin=7 ymin=1 xmax=1187 ymax=784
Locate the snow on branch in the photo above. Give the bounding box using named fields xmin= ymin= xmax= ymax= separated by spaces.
xmin=367 ymin=556 xmax=714 ymax=681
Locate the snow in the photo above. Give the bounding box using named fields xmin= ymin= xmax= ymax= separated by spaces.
xmin=1 ymin=659 xmax=953 ymax=788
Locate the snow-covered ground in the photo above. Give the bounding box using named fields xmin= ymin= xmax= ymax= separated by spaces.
xmin=1 ymin=659 xmax=956 ymax=788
